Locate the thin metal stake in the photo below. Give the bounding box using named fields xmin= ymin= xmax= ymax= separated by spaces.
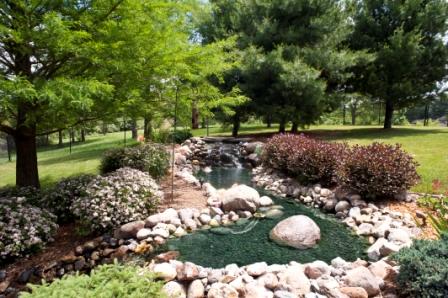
xmin=171 ymin=85 xmax=179 ymax=204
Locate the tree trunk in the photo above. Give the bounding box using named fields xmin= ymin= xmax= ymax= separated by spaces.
xmin=423 ymin=104 xmax=429 ymax=126
xmin=58 ymin=130 xmax=63 ymax=147
xmin=80 ymin=129 xmax=86 ymax=142
xmin=15 ymin=126 xmax=39 ymax=188
xmin=351 ymin=105 xmax=357 ymax=125
xmin=266 ymin=114 xmax=272 ymax=128
xmin=342 ymin=104 xmax=347 ymax=125
xmin=232 ymin=113 xmax=240 ymax=137
xmin=102 ymin=122 xmax=108 ymax=135
xmin=279 ymin=119 xmax=286 ymax=133
xmin=291 ymin=122 xmax=298 ymax=133
xmin=191 ymin=101 xmax=199 ymax=129
xmin=6 ymin=135 xmax=14 ymax=162
xmin=383 ymin=100 xmax=394 ymax=129
xmin=131 ymin=119 xmax=138 ymax=139
xmin=144 ymin=116 xmax=152 ymax=140
xmin=70 ymin=130 xmax=75 ymax=143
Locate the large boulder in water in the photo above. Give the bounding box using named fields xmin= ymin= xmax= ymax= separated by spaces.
xmin=269 ymin=215 xmax=321 ymax=249
xmin=221 ymin=184 xmax=260 ymax=212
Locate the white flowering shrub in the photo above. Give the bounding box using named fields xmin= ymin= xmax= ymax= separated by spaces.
xmin=0 ymin=197 xmax=58 ymax=260
xmin=0 ymin=186 xmax=42 ymax=205
xmin=42 ymin=175 xmax=95 ymax=223
xmin=71 ymin=168 xmax=163 ymax=231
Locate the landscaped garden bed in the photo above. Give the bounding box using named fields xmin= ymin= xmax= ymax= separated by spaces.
xmin=1 ymin=136 xmax=447 ymax=298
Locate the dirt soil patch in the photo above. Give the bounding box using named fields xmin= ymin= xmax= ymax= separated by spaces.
xmin=159 ymin=172 xmax=208 ymax=210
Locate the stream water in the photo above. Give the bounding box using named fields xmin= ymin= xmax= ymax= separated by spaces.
xmin=160 ymin=168 xmax=368 ymax=268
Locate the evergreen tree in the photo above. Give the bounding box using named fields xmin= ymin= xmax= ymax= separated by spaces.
xmin=350 ymin=0 xmax=448 ymax=128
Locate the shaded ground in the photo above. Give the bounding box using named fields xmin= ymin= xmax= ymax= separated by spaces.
xmin=159 ymin=172 xmax=208 ymax=210
xmin=0 ymin=224 xmax=97 ymax=293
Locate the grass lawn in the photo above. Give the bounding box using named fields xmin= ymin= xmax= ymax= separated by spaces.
xmin=0 ymin=132 xmax=138 ymax=188
xmin=1 ymin=125 xmax=447 ymax=193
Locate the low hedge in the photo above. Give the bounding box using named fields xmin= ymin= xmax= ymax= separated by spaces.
xmin=22 ymin=262 xmax=166 ymax=298
xmin=338 ymin=143 xmax=420 ymax=199
xmin=100 ymin=143 xmax=169 ymax=179
xmin=262 ymin=134 xmax=419 ymax=199
xmin=262 ymin=134 xmax=347 ymax=186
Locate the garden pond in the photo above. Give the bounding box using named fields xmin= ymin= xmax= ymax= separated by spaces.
xmin=156 ymin=167 xmax=368 ymax=268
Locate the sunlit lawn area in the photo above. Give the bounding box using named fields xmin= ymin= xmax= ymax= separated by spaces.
xmin=1 ymin=125 xmax=447 ymax=192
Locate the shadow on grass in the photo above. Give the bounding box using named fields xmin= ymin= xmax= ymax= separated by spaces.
xmin=37 ymin=138 xmax=131 ymax=166
xmin=235 ymin=127 xmax=448 ymax=141
xmin=307 ymin=127 xmax=448 ymax=141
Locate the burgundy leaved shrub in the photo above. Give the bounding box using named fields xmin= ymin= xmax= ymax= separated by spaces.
xmin=338 ymin=142 xmax=420 ymax=199
xmin=262 ymin=134 xmax=347 ymax=186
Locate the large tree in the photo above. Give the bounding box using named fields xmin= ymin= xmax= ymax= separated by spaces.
xmin=350 ymin=0 xmax=448 ymax=128
xmin=0 ymin=0 xmax=199 ymax=187
xmin=200 ymin=0 xmax=368 ymax=135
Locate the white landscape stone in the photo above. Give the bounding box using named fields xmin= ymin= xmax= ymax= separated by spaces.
xmin=221 ymin=184 xmax=260 ymax=212
xmin=270 ymin=215 xmax=321 ymax=249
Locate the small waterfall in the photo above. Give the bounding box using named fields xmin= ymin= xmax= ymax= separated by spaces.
xmin=205 ymin=142 xmax=243 ymax=168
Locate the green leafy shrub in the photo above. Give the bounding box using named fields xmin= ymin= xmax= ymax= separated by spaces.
xmin=0 ymin=197 xmax=58 ymax=261
xmin=392 ymin=233 xmax=448 ymax=297
xmin=22 ymin=262 xmax=166 ymax=298
xmin=338 ymin=143 xmax=420 ymax=199
xmin=100 ymin=143 xmax=169 ymax=179
xmin=42 ymin=175 xmax=95 ymax=223
xmin=170 ymin=130 xmax=193 ymax=144
xmin=71 ymin=168 xmax=162 ymax=231
xmin=262 ymin=134 xmax=347 ymax=186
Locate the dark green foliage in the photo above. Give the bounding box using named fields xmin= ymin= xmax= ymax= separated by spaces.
xmin=100 ymin=143 xmax=169 ymax=179
xmin=339 ymin=143 xmax=420 ymax=199
xmin=0 ymin=186 xmax=42 ymax=206
xmin=262 ymin=134 xmax=347 ymax=186
xmin=349 ymin=0 xmax=448 ymax=128
xmin=42 ymin=175 xmax=95 ymax=223
xmin=171 ymin=130 xmax=193 ymax=144
xmin=392 ymin=233 xmax=448 ymax=298
xmin=22 ymin=262 xmax=166 ymax=298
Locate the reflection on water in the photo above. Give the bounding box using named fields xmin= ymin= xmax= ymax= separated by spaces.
xmin=161 ymin=167 xmax=368 ymax=267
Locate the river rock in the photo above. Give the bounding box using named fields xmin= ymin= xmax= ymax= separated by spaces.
xmin=153 ymin=263 xmax=177 ymax=281
xmin=258 ymin=196 xmax=274 ymax=207
xmin=187 ymin=279 xmax=205 ymax=298
xmin=258 ymin=273 xmax=279 ymax=289
xmin=115 ymin=220 xmax=145 ymax=239
xmin=177 ymin=262 xmax=199 ymax=281
xmin=221 ymin=184 xmax=260 ymax=212
xmin=246 ymin=262 xmax=268 ymax=277
xmin=335 ymin=201 xmax=351 ymax=213
xmin=136 ymin=228 xmax=152 ymax=240
xmin=265 ymin=209 xmax=284 ymax=219
xmin=207 ymin=282 xmax=238 ymax=298
xmin=163 ymin=281 xmax=186 ymax=298
xmin=245 ymin=282 xmax=274 ymax=298
xmin=339 ymin=287 xmax=368 ymax=298
xmin=277 ymin=265 xmax=311 ymax=296
xmin=304 ymin=261 xmax=331 ymax=279
xmin=270 ymin=215 xmax=321 ymax=249
xmin=342 ymin=266 xmax=380 ymax=296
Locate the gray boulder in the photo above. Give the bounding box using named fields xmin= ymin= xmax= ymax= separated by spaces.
xmin=270 ymin=215 xmax=320 ymax=249
xmin=221 ymin=184 xmax=260 ymax=212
